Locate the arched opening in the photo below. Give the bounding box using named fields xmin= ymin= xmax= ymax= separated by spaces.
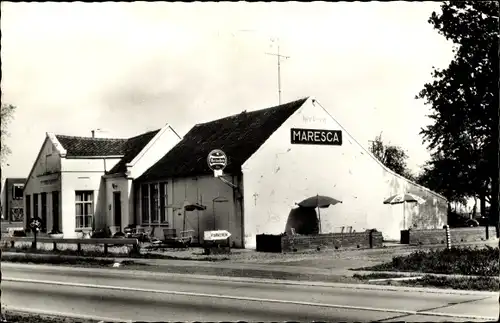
xmin=284 ymin=207 xmax=319 ymax=235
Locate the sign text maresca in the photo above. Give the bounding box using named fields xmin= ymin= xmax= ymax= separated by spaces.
xmin=290 ymin=128 xmax=342 ymax=146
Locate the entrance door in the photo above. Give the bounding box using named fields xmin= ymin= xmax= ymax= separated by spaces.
xmin=113 ymin=192 xmax=122 ymax=230
xmin=52 ymin=191 xmax=59 ymax=231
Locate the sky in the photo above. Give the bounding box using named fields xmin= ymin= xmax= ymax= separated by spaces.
xmin=1 ymin=1 xmax=455 ymax=182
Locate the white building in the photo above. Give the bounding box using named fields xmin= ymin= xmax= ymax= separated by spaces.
xmin=137 ymin=97 xmax=448 ymax=249
xmin=23 ymin=124 xmax=180 ymax=237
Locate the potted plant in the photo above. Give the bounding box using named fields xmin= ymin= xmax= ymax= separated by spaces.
xmin=48 ymin=229 xmax=63 ymax=239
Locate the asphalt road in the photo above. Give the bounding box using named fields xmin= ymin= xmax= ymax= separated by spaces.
xmin=2 ymin=263 xmax=497 ymax=322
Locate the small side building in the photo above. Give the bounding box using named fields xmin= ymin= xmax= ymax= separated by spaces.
xmin=23 ymin=124 xmax=181 ymax=237
xmin=137 ymin=97 xmax=448 ymax=249
xmin=1 ymin=178 xmax=26 ymax=223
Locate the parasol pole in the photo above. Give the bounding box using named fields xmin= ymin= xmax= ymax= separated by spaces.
xmin=403 ymin=200 xmax=406 ymax=229
xmin=317 ymin=194 xmax=322 ymax=234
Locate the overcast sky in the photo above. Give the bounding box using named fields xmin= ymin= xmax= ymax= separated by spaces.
xmin=1 ymin=1 xmax=454 ymax=181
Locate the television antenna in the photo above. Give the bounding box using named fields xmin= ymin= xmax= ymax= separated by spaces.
xmin=265 ymin=38 xmax=290 ymax=105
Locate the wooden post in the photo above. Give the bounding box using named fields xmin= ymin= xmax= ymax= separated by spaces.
xmin=104 ymin=244 xmax=108 ymax=255
xmin=32 ymin=230 xmax=37 ymax=250
xmin=77 ymin=243 xmax=82 ymax=253
xmin=53 ymin=242 xmax=58 ymax=251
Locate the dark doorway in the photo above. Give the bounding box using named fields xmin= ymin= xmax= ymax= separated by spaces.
xmin=285 ymin=207 xmax=319 ymax=235
xmin=113 ymin=192 xmax=122 ymax=230
xmin=41 ymin=193 xmax=47 ymax=232
xmin=52 ymin=191 xmax=59 ymax=231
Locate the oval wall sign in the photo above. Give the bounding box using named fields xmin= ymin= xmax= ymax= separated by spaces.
xmin=207 ymin=149 xmax=228 ymax=171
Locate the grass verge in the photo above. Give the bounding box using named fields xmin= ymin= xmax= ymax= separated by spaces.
xmin=1 ymin=253 xmax=145 ymax=267
xmin=352 ymin=272 xmax=417 ymax=280
xmin=360 ymin=275 xmax=499 ymax=292
xmin=1 ymin=246 xmax=229 ymax=261
xmin=3 ymin=311 xmax=99 ymax=323
xmin=354 ymin=246 xmax=499 ymax=276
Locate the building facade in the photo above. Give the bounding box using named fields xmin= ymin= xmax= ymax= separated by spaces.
xmin=22 ymin=124 xmax=181 ymax=237
xmin=1 ymin=178 xmax=26 ymax=223
xmin=137 ymin=97 xmax=448 ymax=249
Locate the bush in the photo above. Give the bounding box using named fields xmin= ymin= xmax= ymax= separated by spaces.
xmin=362 ymin=246 xmax=499 ymax=276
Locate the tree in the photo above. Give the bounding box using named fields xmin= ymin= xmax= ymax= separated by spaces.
xmin=415 ymin=1 xmax=499 ymax=220
xmin=1 ymin=104 xmax=16 ymax=164
xmin=369 ymin=133 xmax=415 ymax=181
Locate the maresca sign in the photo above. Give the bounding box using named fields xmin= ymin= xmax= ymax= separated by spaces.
xmin=204 ymin=230 xmax=231 ymax=241
xmin=290 ymin=128 xmax=342 ymax=146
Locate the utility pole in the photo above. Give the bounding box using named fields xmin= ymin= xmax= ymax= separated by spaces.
xmin=265 ymin=38 xmax=290 ymax=105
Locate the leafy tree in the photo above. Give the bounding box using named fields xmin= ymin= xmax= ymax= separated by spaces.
xmin=369 ymin=133 xmax=415 ymax=181
xmin=415 ymin=1 xmax=499 ymax=220
xmin=1 ymin=104 xmax=16 ymax=164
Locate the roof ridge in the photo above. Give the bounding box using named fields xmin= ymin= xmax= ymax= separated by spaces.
xmin=55 ymin=134 xmax=127 ymax=141
xmin=126 ymin=129 xmax=161 ymax=141
xmin=195 ymin=97 xmax=309 ymax=127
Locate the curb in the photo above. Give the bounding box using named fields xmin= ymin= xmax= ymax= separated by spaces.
xmin=3 ymin=262 xmax=497 ymax=297
xmin=352 ymin=270 xmax=500 ymax=280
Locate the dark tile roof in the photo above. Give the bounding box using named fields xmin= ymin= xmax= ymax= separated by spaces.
xmin=55 ymin=135 xmax=128 ymax=157
xmin=138 ymin=97 xmax=308 ymax=181
xmin=5 ymin=178 xmax=26 ymax=184
xmin=107 ymin=129 xmax=161 ymax=175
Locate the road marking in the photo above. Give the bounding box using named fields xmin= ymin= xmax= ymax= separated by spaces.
xmin=2 ymin=277 xmax=496 ymax=321
xmin=3 ymin=305 xmax=130 ymax=323
xmin=2 ymin=263 xmax=497 ymax=297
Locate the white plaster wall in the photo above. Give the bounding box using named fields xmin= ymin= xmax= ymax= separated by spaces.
xmin=59 ymin=158 xmax=120 ymax=238
xmin=105 ymin=177 xmax=130 ymax=229
xmin=23 ymin=137 xmax=62 ymax=229
xmin=242 ymin=98 xmax=447 ymax=249
xmin=128 ymin=126 xmax=181 ymax=179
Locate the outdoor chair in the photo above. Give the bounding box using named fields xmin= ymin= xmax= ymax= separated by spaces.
xmin=109 ymin=226 xmax=120 ymax=237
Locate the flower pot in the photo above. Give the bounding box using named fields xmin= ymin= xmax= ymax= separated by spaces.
xmin=49 ymin=233 xmax=64 ymax=239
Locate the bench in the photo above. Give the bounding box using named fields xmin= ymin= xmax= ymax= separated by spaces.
xmin=1 ymin=237 xmax=140 ymax=255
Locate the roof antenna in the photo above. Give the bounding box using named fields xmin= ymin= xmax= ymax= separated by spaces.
xmin=266 ymin=37 xmax=290 ymax=105
xmin=91 ymin=128 xmax=103 ymax=138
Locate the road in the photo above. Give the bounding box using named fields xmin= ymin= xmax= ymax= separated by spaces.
xmin=1 ymin=263 xmax=497 ymax=322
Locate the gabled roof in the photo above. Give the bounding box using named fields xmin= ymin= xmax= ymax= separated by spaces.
xmin=138 ymin=97 xmax=308 ymax=181
xmin=55 ymin=135 xmax=128 ymax=157
xmin=107 ymin=129 xmax=161 ymax=175
xmin=5 ymin=178 xmax=26 ymax=184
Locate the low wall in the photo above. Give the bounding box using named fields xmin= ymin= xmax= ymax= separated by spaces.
xmin=401 ymin=226 xmax=498 ymax=246
xmin=256 ymin=230 xmax=383 ymax=253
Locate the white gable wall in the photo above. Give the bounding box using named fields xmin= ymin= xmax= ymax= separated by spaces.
xmin=127 ymin=125 xmax=181 ymax=179
xmin=241 ymin=98 xmax=447 ymax=249
xmin=23 ymin=137 xmax=62 ymax=230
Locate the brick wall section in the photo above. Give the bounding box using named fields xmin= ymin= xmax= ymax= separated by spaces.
xmin=405 ymin=227 xmax=498 ymax=246
xmin=280 ymin=230 xmax=383 ymax=252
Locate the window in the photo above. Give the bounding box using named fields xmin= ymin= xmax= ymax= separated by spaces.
xmin=159 ymin=182 xmax=167 ymax=223
xmin=141 ymin=182 xmax=168 ymax=224
xmin=11 ymin=207 xmax=24 ymax=222
xmin=75 ymin=191 xmax=93 ymax=229
xmin=141 ymin=184 xmax=149 ymax=224
xmin=12 ymin=184 xmax=24 ymax=200
xmin=33 ymin=194 xmax=39 ymax=219
xmin=150 ymin=183 xmax=159 ymax=223
xmin=41 ymin=193 xmax=47 ymax=232
xmin=25 ymin=195 xmax=31 ymax=223
xmin=52 ymin=191 xmax=60 ymax=231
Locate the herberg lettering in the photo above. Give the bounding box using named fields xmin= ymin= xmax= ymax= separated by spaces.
xmin=290 ymin=128 xmax=342 ymax=146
